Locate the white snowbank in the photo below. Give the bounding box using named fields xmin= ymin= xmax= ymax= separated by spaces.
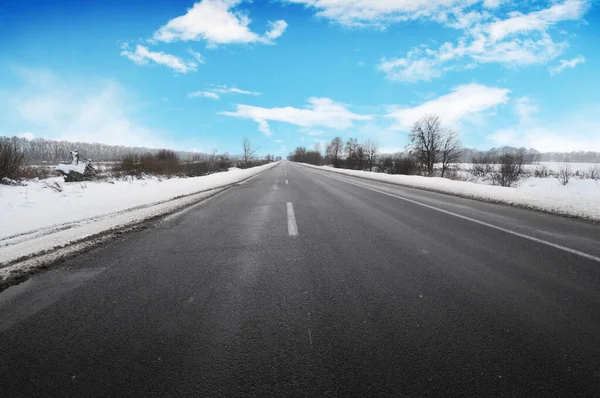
xmin=0 ymin=162 xmax=278 ymax=269
xmin=301 ymin=164 xmax=600 ymax=221
xmin=55 ymin=162 xmax=88 ymax=175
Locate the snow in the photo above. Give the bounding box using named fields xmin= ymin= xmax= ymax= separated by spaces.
xmin=55 ymin=162 xmax=88 ymax=175
xmin=301 ymin=164 xmax=600 ymax=222
xmin=0 ymin=162 xmax=279 ymax=273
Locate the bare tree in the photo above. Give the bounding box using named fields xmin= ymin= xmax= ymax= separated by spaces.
xmin=409 ymin=114 xmax=461 ymax=177
xmin=363 ymin=139 xmax=379 ymax=172
xmin=440 ymin=129 xmax=462 ymax=178
xmin=409 ymin=114 xmax=443 ymax=176
xmin=326 ymin=136 xmax=343 ymax=168
xmin=242 ymin=137 xmax=257 ymax=167
xmin=556 ymin=161 xmax=573 ymax=186
xmin=345 ymin=138 xmax=360 ymax=169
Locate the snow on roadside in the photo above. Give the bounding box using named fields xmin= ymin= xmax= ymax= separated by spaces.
xmin=301 ymin=164 xmax=600 ymax=221
xmin=0 ymin=162 xmax=278 ymax=273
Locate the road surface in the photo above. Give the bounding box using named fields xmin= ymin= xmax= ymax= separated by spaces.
xmin=2 ymin=161 xmax=600 ymax=397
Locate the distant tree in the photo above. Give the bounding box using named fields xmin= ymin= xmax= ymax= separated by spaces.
xmin=440 ymin=129 xmax=462 ymax=178
xmin=409 ymin=114 xmax=461 ymax=177
xmin=326 ymin=137 xmax=344 ymax=168
xmin=345 ymin=138 xmax=360 ymax=169
xmin=287 ymin=146 xmax=322 ymax=165
xmin=363 ymin=139 xmax=379 ymax=172
xmin=409 ymin=114 xmax=443 ymax=176
xmin=242 ymin=137 xmax=257 ymax=167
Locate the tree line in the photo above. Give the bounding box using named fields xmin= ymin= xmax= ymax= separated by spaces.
xmin=288 ymin=114 xmax=462 ymax=177
xmin=287 ymin=114 xmax=600 ymax=185
xmin=0 ymin=136 xmax=211 ymax=164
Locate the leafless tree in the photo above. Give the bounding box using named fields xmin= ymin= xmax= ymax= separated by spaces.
xmin=556 ymin=161 xmax=573 ymax=186
xmin=409 ymin=114 xmax=442 ymax=176
xmin=409 ymin=114 xmax=461 ymax=177
xmin=363 ymin=139 xmax=379 ymax=172
xmin=326 ymin=136 xmax=343 ymax=168
xmin=440 ymin=129 xmax=461 ymax=178
xmin=242 ymin=137 xmax=257 ymax=167
xmin=345 ymin=138 xmax=360 ymax=169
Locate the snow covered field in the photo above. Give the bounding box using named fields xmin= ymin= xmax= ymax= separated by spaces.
xmin=0 ymin=162 xmax=278 ymax=281
xmin=301 ymin=164 xmax=600 ymax=222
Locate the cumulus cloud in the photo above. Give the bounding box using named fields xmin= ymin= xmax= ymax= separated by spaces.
xmin=377 ymin=0 xmax=590 ymax=82
xmin=220 ymin=97 xmax=373 ymax=137
xmin=282 ymin=0 xmax=472 ymax=28
xmin=549 ymin=55 xmax=585 ymax=75
xmin=121 ymin=45 xmax=198 ymax=73
xmin=387 ymin=83 xmax=510 ymax=129
xmin=153 ymin=0 xmax=287 ymax=46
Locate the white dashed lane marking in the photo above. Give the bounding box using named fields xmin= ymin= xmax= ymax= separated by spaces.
xmin=287 ymin=202 xmax=298 ymax=236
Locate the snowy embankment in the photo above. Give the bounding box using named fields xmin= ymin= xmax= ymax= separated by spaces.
xmin=0 ymin=162 xmax=278 ymax=283
xmin=301 ymin=164 xmax=600 ymax=222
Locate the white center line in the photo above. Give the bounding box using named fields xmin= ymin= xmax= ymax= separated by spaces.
xmin=285 ymin=179 xmax=289 ymax=185
xmin=318 ymin=171 xmax=600 ymax=264
xmin=287 ymin=202 xmax=298 ymax=236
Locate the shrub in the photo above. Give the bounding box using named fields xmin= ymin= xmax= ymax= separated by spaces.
xmin=470 ymin=155 xmax=493 ymax=178
xmin=588 ymin=164 xmax=600 ymax=181
xmin=556 ymin=162 xmax=572 ymax=186
xmin=533 ymin=165 xmax=550 ymax=178
xmin=490 ymin=153 xmax=524 ymax=187
xmin=0 ymin=140 xmax=24 ymax=180
xmin=19 ymin=165 xmax=53 ymax=180
xmin=377 ymin=155 xmax=418 ymax=175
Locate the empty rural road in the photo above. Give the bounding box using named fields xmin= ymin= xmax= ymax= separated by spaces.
xmin=2 ymin=161 xmax=600 ymax=397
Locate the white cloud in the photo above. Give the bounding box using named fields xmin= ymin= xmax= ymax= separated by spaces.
xmin=188 ymin=49 xmax=205 ymax=64
xmin=387 ymin=83 xmax=510 ymax=129
xmin=3 ymin=69 xmax=171 ymax=148
xmin=17 ymin=132 xmax=35 ymax=140
xmin=274 ymin=139 xmax=284 ymax=144
xmin=265 ymin=20 xmax=288 ymax=40
xmin=153 ymin=0 xmax=287 ymax=46
xmin=188 ymin=91 xmax=221 ymax=100
xmin=211 ymin=84 xmax=261 ymax=95
xmin=121 ymin=45 xmax=197 ymax=73
xmin=514 ymin=96 xmax=539 ymax=120
xmin=379 ymin=53 xmax=445 ymax=82
xmin=378 ymin=0 xmax=590 ymax=82
xmin=485 ymin=0 xmax=587 ymax=42
xmin=220 ymin=97 xmax=373 ymax=137
xmin=282 ymin=0 xmax=473 ymax=28
xmin=187 ymin=84 xmax=261 ymax=100
xmin=549 ymin=55 xmax=585 ymax=75
xmin=489 ymin=105 xmax=600 ymax=152
xmin=488 ymin=97 xmax=600 ymax=151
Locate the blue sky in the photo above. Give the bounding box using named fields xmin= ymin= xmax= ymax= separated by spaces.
xmin=1 ymin=0 xmax=599 ymax=155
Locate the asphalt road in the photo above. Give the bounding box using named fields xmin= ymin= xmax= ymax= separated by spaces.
xmin=2 ymin=161 xmax=600 ymax=397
